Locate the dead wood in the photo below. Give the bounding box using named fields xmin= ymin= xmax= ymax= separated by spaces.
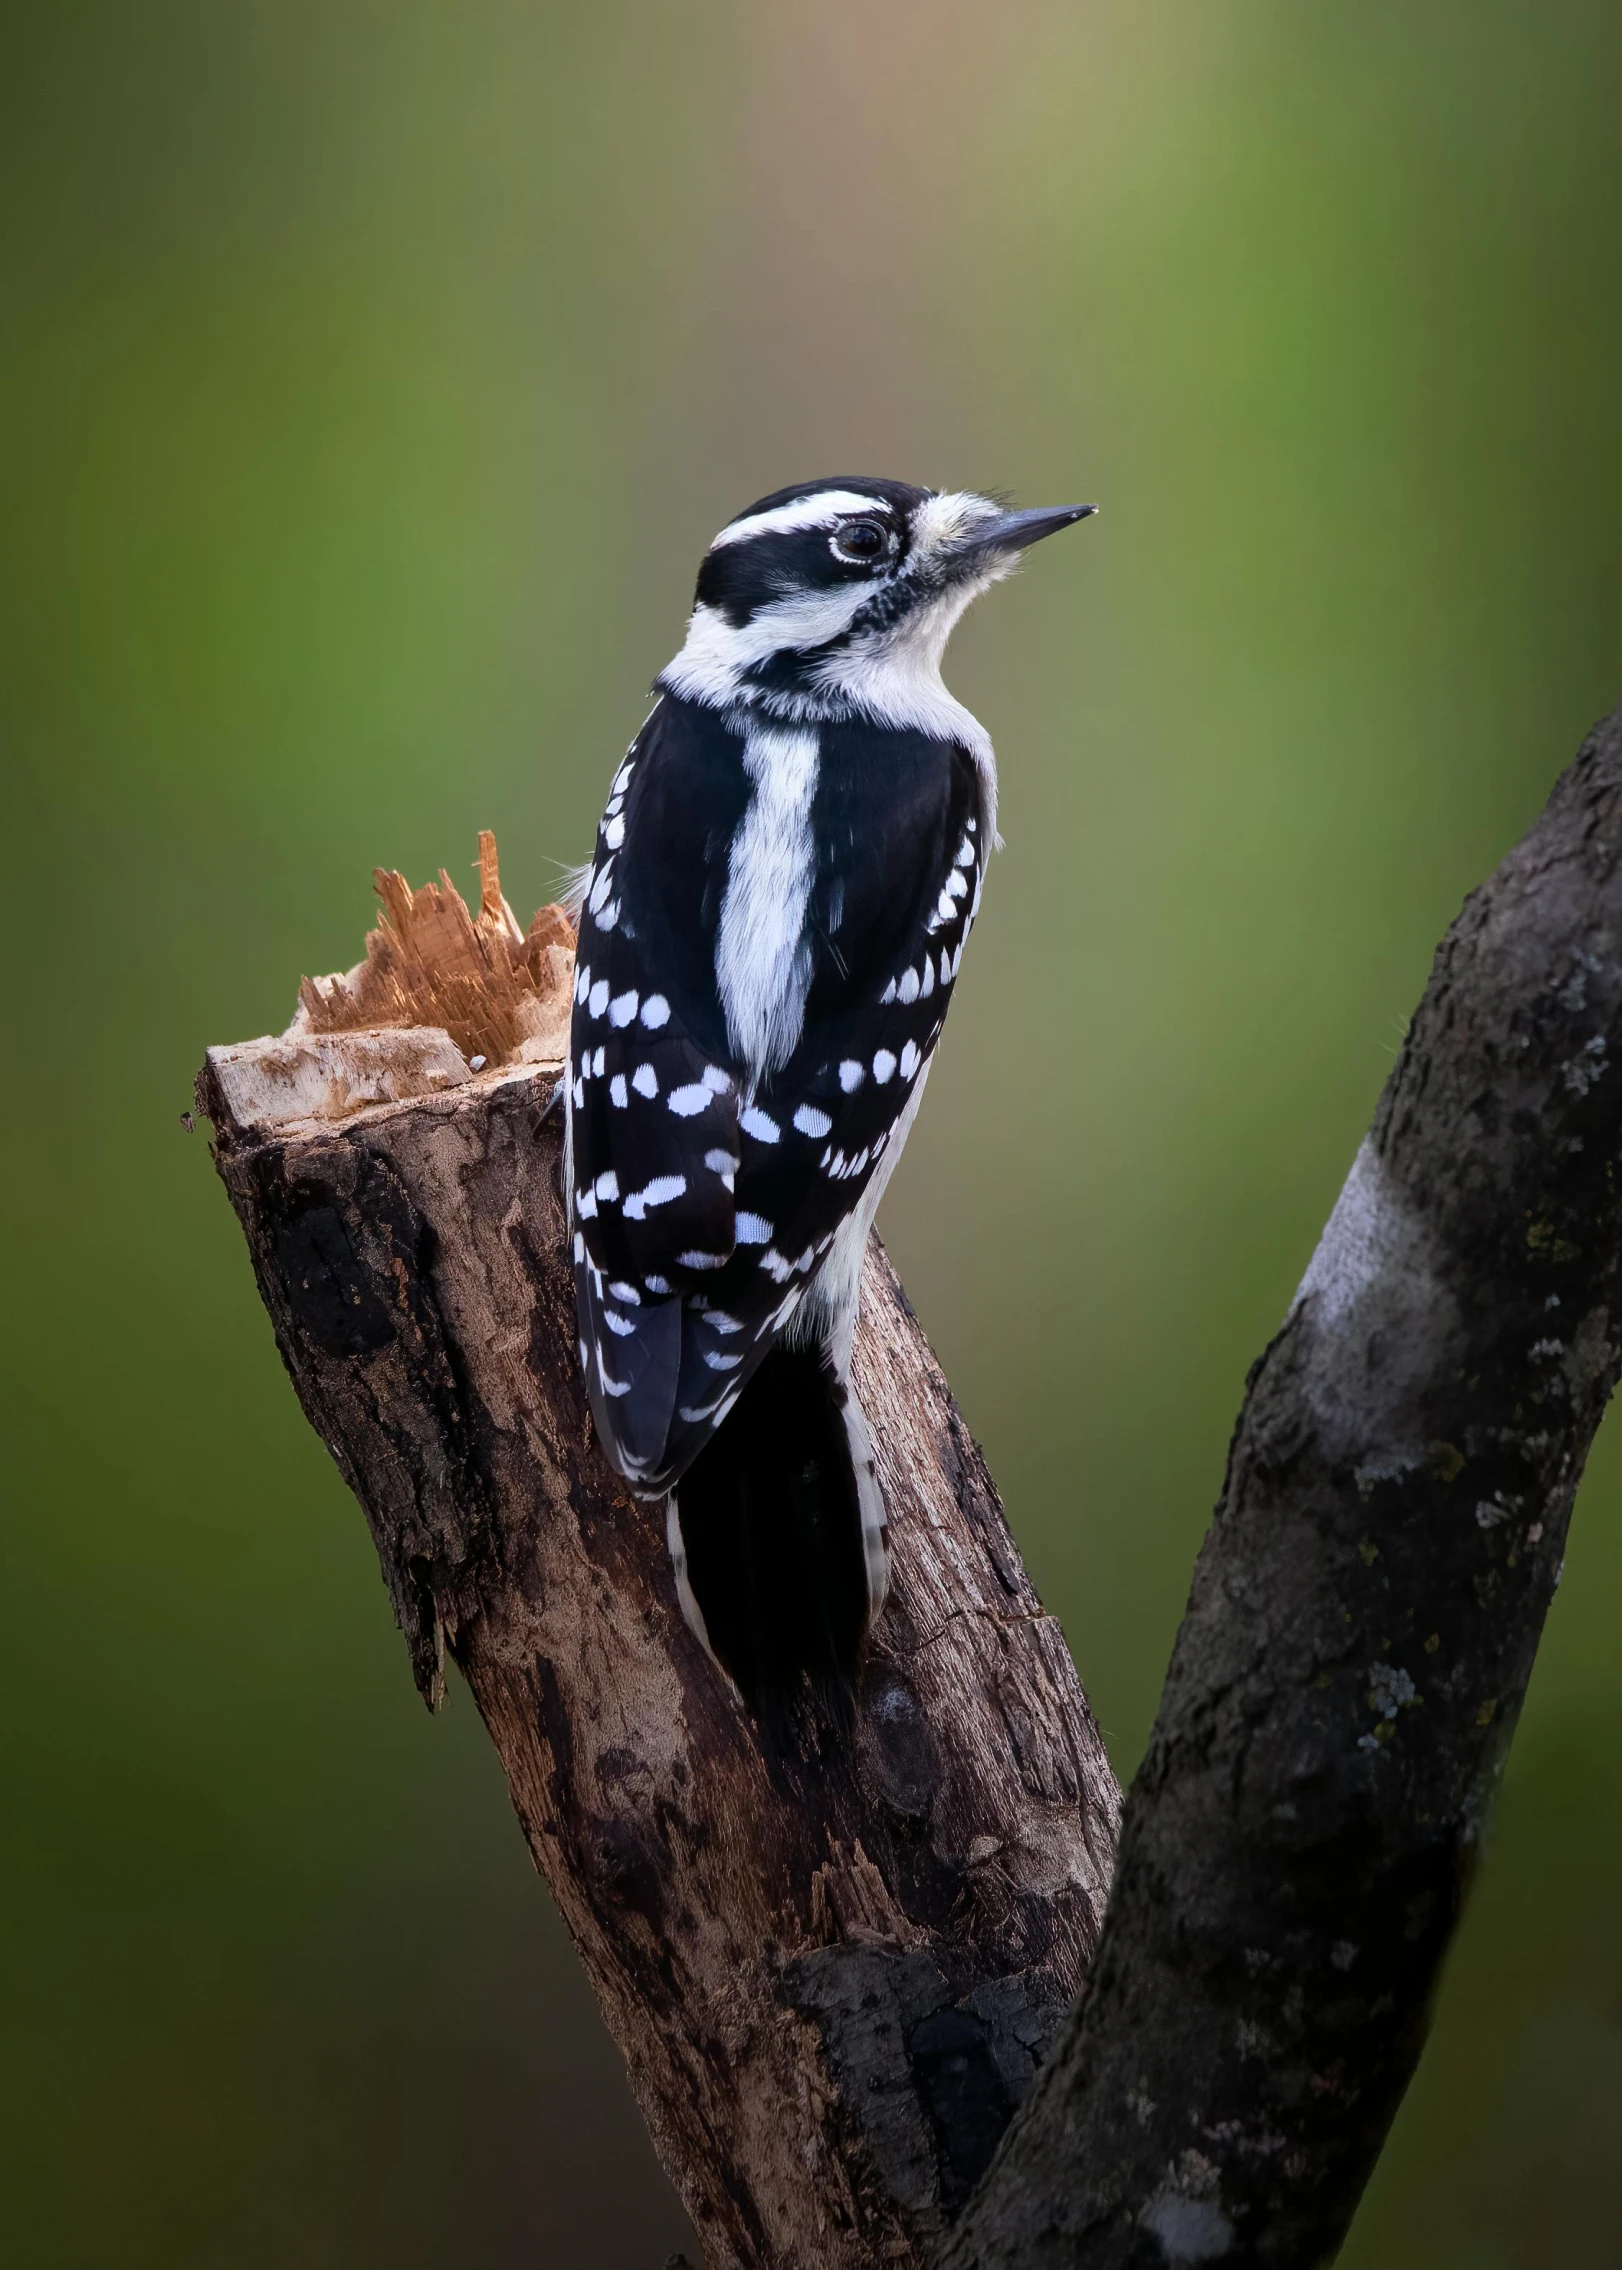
xmin=198 ymin=840 xmax=1122 ymax=2270
xmin=201 ymin=695 xmax=1622 ymax=2270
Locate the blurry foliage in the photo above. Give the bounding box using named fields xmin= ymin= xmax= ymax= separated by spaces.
xmin=2 ymin=3 xmax=1620 ymax=2263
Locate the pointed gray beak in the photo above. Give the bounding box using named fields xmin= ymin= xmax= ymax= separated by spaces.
xmin=984 ymin=503 xmax=1098 ymax=551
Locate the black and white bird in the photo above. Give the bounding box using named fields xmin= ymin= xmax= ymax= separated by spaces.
xmin=567 ymin=477 xmax=1092 ymax=1729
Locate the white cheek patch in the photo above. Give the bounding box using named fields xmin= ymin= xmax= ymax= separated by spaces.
xmin=709 ymin=489 xmax=894 ymax=550
xmin=754 ymin=584 xmax=877 ymax=647
xmin=662 ymin=587 xmax=875 ymax=708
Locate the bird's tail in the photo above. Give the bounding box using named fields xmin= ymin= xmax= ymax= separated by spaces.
xmin=668 ymin=1339 xmax=888 ymax=1740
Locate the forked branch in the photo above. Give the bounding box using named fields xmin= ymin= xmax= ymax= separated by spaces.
xmin=201 ymin=701 xmax=1622 ymax=2268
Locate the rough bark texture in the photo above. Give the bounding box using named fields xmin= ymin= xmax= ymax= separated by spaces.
xmin=949 ymin=704 xmax=1622 ymax=2267
xmin=204 ymin=703 xmax=1622 ymax=2269
xmin=198 ymin=859 xmax=1121 ymax=2270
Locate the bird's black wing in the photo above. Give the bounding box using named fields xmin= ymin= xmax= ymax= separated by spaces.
xmin=568 ymin=698 xmax=757 ymax=1481
xmin=569 ymin=702 xmax=989 ymax=1491
xmin=716 ymin=717 xmax=988 ymax=1309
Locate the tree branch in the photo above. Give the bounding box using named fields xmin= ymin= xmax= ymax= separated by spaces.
xmin=948 ymin=699 xmax=1622 ymax=2267
xmin=201 ymin=701 xmax=1622 ymax=2267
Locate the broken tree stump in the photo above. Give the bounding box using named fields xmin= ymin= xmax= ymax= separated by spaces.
xmin=198 ymin=838 xmax=1121 ymax=2270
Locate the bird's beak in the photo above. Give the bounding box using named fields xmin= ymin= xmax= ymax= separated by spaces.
xmin=982 ymin=503 xmax=1097 ymax=551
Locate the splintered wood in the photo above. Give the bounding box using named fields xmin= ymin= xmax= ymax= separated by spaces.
xmin=297 ymin=829 xmax=576 ymax=1070
xmin=205 ymin=833 xmax=579 ymax=1134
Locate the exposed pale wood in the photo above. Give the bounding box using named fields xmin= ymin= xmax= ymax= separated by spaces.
xmin=206 ymin=1026 xmax=476 ymax=1131
xmin=295 ymin=831 xmax=575 ymax=1069
xmin=199 ymin=851 xmax=1122 ymax=2270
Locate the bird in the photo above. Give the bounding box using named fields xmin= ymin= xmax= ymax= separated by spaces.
xmin=566 ymin=477 xmax=1093 ymax=1733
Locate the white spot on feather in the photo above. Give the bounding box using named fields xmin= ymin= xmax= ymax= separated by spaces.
xmin=622 ymin=1174 xmax=686 ymax=1220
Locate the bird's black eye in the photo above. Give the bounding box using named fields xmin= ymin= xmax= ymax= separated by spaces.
xmin=831 ymin=517 xmax=891 ymax=565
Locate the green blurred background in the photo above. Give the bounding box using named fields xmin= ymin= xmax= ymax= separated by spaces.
xmin=4 ymin=3 xmax=1621 ymax=2263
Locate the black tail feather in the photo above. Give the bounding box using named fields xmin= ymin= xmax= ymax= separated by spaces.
xmin=674 ymin=1340 xmax=871 ymax=1740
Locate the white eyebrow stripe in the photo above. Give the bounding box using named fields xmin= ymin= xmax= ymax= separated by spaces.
xmin=709 ymin=490 xmax=895 ymax=550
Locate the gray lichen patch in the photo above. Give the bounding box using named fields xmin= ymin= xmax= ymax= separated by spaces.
xmin=1141 ymin=2185 xmax=1234 ymax=2262
xmin=1290 ymin=1139 xmax=1463 ymax=1472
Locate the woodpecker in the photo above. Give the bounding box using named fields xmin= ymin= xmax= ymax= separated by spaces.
xmin=567 ymin=477 xmax=1092 ymax=1728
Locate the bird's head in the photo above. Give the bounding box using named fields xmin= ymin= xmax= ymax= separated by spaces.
xmin=658 ymin=477 xmax=1094 ymax=719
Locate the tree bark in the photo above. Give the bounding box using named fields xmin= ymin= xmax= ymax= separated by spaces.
xmin=202 ymin=700 xmax=1622 ymax=2269
xmin=196 ymin=850 xmax=1121 ymax=2270
xmin=947 ymin=698 xmax=1622 ymax=2267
